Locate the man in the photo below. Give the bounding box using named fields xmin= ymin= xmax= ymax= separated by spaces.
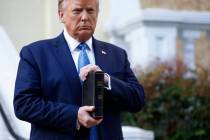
xmin=13 ymin=0 xmax=145 ymax=140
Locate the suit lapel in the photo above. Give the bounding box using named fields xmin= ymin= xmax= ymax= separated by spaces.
xmin=51 ymin=35 xmax=112 ymax=87
xmin=93 ymin=39 xmax=112 ymax=73
xmin=52 ymin=33 xmax=81 ymax=89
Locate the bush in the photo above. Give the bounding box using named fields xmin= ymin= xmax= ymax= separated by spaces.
xmin=122 ymin=63 xmax=210 ymax=140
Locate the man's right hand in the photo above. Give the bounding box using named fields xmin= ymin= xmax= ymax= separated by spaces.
xmin=78 ymin=106 xmax=103 ymax=128
xmin=79 ymin=64 xmax=101 ymax=81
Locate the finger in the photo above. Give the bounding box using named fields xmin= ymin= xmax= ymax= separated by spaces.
xmin=79 ymin=73 xmax=86 ymax=81
xmin=82 ymin=106 xmax=95 ymax=112
xmin=81 ymin=64 xmax=101 ymax=73
xmin=86 ymin=64 xmax=98 ymax=72
xmin=81 ymin=115 xmax=98 ymax=128
xmin=95 ymin=65 xmax=102 ymax=71
xmin=79 ymin=65 xmax=103 ymax=81
xmin=88 ymin=118 xmax=103 ymax=126
xmin=82 ymin=116 xmax=94 ymax=128
xmin=79 ymin=69 xmax=89 ymax=81
xmin=96 ymin=118 xmax=103 ymax=125
xmin=79 ymin=65 xmax=93 ymax=78
xmin=78 ymin=107 xmax=94 ymax=128
xmin=87 ymin=65 xmax=97 ymax=72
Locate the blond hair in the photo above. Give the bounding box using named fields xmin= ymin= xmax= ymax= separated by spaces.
xmin=58 ymin=0 xmax=99 ymax=11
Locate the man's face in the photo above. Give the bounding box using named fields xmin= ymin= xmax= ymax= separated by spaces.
xmin=59 ymin=0 xmax=98 ymax=42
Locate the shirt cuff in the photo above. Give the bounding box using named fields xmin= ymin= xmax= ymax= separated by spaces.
xmin=76 ymin=119 xmax=80 ymax=130
xmin=104 ymin=73 xmax=111 ymax=90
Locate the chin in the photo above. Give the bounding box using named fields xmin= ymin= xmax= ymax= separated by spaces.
xmin=77 ymin=31 xmax=93 ymax=42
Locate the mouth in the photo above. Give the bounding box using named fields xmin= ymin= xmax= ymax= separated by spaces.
xmin=79 ymin=26 xmax=91 ymax=30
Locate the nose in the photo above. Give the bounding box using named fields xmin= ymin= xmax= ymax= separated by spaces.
xmin=81 ymin=11 xmax=88 ymax=22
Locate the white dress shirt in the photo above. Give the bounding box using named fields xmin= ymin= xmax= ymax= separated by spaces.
xmin=63 ymin=28 xmax=95 ymax=71
xmin=63 ymin=28 xmax=111 ymax=90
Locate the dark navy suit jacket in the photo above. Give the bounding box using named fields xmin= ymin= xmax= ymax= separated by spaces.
xmin=14 ymin=33 xmax=145 ymax=140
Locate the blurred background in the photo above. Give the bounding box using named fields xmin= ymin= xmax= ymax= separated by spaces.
xmin=0 ymin=0 xmax=210 ymax=140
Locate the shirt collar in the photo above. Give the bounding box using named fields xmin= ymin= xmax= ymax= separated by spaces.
xmin=63 ymin=28 xmax=93 ymax=52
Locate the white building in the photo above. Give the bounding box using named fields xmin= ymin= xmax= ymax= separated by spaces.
xmin=106 ymin=0 xmax=210 ymax=70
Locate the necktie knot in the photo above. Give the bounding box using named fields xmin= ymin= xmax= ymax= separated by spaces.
xmin=77 ymin=43 xmax=89 ymax=51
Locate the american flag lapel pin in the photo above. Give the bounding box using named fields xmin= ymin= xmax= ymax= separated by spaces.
xmin=101 ymin=50 xmax=107 ymax=55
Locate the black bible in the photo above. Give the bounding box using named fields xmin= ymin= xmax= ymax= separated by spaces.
xmin=82 ymin=71 xmax=104 ymax=118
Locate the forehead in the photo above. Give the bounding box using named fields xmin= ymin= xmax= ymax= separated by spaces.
xmin=67 ymin=0 xmax=98 ymax=8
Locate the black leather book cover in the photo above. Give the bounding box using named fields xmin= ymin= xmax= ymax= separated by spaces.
xmin=82 ymin=71 xmax=104 ymax=118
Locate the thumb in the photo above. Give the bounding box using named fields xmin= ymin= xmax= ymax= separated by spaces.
xmin=83 ymin=106 xmax=95 ymax=112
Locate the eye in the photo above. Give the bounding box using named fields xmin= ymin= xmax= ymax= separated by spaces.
xmin=87 ymin=8 xmax=95 ymax=14
xmin=72 ymin=8 xmax=82 ymax=14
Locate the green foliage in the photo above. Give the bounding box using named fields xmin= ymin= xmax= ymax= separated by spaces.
xmin=122 ymin=64 xmax=210 ymax=140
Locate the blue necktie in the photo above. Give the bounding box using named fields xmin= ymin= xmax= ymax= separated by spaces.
xmin=77 ymin=43 xmax=99 ymax=140
xmin=77 ymin=43 xmax=90 ymax=73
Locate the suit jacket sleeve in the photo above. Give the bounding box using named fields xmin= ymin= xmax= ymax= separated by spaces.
xmin=13 ymin=46 xmax=79 ymax=133
xmin=108 ymin=50 xmax=145 ymax=113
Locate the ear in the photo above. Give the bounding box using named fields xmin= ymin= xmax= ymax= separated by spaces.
xmin=58 ymin=10 xmax=64 ymax=23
